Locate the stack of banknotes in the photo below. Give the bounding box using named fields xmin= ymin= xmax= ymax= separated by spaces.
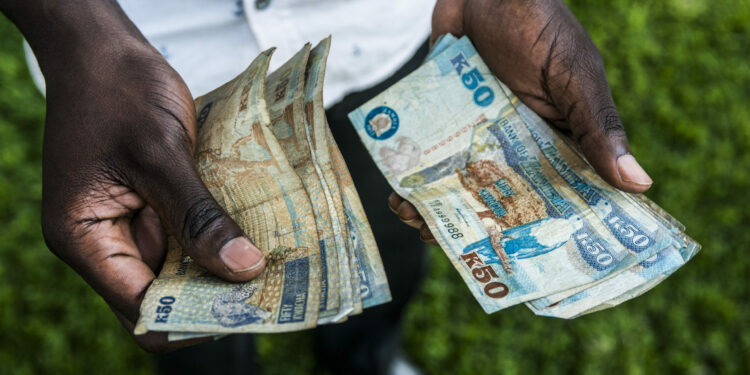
xmin=348 ymin=34 xmax=700 ymax=319
xmin=134 ymin=38 xmax=391 ymax=341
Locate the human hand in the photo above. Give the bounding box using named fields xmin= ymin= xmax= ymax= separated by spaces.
xmin=393 ymin=0 xmax=653 ymax=245
xmin=2 ymin=1 xmax=265 ymax=352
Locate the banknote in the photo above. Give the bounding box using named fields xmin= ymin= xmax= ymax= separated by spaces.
xmin=528 ymin=245 xmax=685 ymax=318
xmin=325 ymin=125 xmax=392 ymax=309
xmin=429 ymin=36 xmax=650 ymax=309
xmin=426 ymin=33 xmax=457 ymax=61
xmin=501 ymin=52 xmax=700 ymax=314
xmin=428 ymin=34 xmax=685 ymax=259
xmin=348 ymin=36 xmax=677 ymax=312
xmin=136 ymin=49 xmax=323 ymax=335
xmin=307 ymin=38 xmax=391 ymax=309
xmin=167 ymin=331 xmax=224 ymax=342
xmin=479 ymin=84 xmax=671 ymax=307
xmin=388 ymin=33 xmax=699 ymax=317
xmin=567 ymin=238 xmax=701 ymax=318
xmin=303 ymin=38 xmax=365 ymax=315
xmin=264 ymin=43 xmax=343 ymax=323
xmin=497 ymin=83 xmax=686 ymax=309
xmin=426 ymin=34 xmax=683 ymax=309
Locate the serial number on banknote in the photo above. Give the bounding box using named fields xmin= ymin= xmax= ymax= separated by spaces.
xmin=428 ymin=200 xmax=464 ymax=239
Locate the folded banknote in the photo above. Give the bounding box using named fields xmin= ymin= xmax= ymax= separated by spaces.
xmin=348 ymin=34 xmax=699 ymax=318
xmin=135 ymin=37 xmax=390 ymax=340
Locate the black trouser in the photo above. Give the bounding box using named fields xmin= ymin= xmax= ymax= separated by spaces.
xmin=158 ymin=41 xmax=430 ymax=375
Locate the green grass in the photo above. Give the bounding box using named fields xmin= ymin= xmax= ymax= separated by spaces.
xmin=1 ymin=0 xmax=749 ymax=373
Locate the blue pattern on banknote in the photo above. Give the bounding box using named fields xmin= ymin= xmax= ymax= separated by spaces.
xmin=444 ymin=51 xmax=496 ymax=107
xmin=478 ymin=188 xmax=508 ymax=218
xmin=434 ymin=40 xmax=477 ymax=75
xmin=197 ymin=102 xmax=213 ymax=131
xmin=278 ymin=257 xmax=310 ymax=324
xmin=364 ymin=106 xmax=399 ymax=140
xmin=488 ymin=122 xmax=619 ymax=270
xmin=318 ymin=239 xmax=329 ymax=312
xmin=489 ymin=122 xmax=570 ymax=218
xmin=572 ymin=227 xmax=618 ymax=271
xmin=345 ymin=211 xmax=372 ymax=299
xmin=399 ymin=150 xmax=470 ymax=188
xmin=462 ymin=237 xmax=501 ymax=265
xmin=536 ymin=142 xmax=654 ymax=253
xmin=211 ymin=285 xmax=271 ymax=327
xmin=494 ymin=178 xmax=515 ymax=196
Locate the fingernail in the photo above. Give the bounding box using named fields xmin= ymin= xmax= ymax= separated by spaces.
xmin=617 ymin=154 xmax=653 ymax=186
xmin=401 ymin=218 xmax=425 ymax=228
xmin=220 ymin=237 xmax=265 ymax=273
xmin=388 ymin=195 xmax=400 ymax=214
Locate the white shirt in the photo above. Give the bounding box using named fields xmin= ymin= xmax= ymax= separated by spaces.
xmin=26 ymin=0 xmax=435 ymax=107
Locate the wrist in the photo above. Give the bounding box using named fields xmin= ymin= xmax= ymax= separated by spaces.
xmin=3 ymin=0 xmax=148 ymax=75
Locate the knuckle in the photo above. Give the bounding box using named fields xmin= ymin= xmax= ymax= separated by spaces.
xmin=181 ymin=195 xmax=228 ymax=242
xmin=40 ymin=216 xmax=65 ymax=255
xmin=40 ymin=208 xmax=73 ymax=256
xmin=594 ymin=105 xmax=627 ymax=138
xmin=118 ymin=107 xmax=194 ymax=175
xmin=125 ymin=124 xmax=191 ymax=169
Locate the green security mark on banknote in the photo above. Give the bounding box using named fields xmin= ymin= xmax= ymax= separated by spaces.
xmin=264 ymin=43 xmax=343 ymax=322
xmin=349 ymin=37 xmax=654 ymax=312
xmin=306 ymin=38 xmax=392 ymax=309
xmin=136 ymin=49 xmax=323 ymax=334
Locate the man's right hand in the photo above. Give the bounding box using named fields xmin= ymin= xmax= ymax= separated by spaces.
xmin=0 ymin=0 xmax=265 ymax=352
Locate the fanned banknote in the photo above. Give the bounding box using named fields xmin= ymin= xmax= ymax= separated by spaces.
xmin=138 ymin=39 xmax=391 ymax=341
xmin=264 ymin=43 xmax=343 ymax=323
xmin=349 ymin=35 xmax=699 ymax=318
xmin=136 ymin=49 xmax=323 ymax=335
xmin=487 ymin=77 xmax=690 ymax=310
xmin=307 ymin=38 xmax=391 ymax=309
xmin=302 ymin=38 xmax=358 ymax=318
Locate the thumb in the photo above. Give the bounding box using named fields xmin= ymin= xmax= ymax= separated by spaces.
xmin=137 ymin=157 xmax=266 ymax=282
xmin=536 ymin=5 xmax=653 ymax=194
xmin=565 ymin=88 xmax=653 ymax=194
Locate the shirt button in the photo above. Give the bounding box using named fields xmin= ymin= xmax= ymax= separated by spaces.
xmin=255 ymin=0 xmax=271 ymax=10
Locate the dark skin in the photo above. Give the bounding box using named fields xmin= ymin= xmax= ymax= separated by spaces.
xmin=391 ymin=0 xmax=653 ymax=244
xmin=0 ymin=0 xmax=650 ymax=353
xmin=1 ymin=0 xmax=264 ymax=352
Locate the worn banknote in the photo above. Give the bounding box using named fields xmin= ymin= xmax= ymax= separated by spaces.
xmin=350 ymin=37 xmax=635 ymax=312
xmin=136 ymin=49 xmax=324 ymax=335
xmin=488 ymin=79 xmax=683 ymax=310
xmin=482 ymin=54 xmax=701 ymax=315
xmin=301 ymin=38 xmax=358 ymax=317
xmin=427 ymin=34 xmax=693 ymax=312
xmin=528 ymin=245 xmax=685 ymax=318
xmin=264 ymin=43 xmax=344 ymax=323
xmin=306 ymin=38 xmax=391 ymax=309
xmin=349 ymin=35 xmax=698 ymax=316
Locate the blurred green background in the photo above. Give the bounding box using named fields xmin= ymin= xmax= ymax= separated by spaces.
xmin=1 ymin=0 xmax=749 ymax=374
